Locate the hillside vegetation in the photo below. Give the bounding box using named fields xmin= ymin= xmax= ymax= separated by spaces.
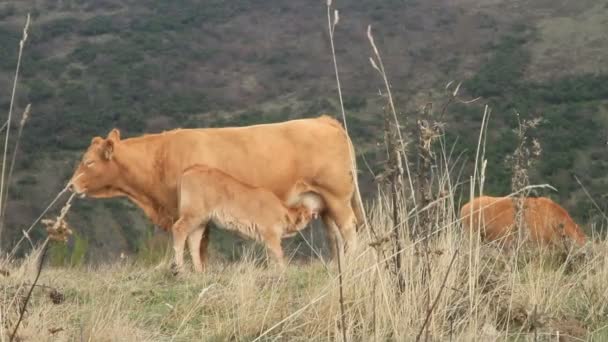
xmin=0 ymin=0 xmax=607 ymax=259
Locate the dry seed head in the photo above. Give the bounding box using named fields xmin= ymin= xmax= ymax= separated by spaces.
xmin=20 ymin=14 xmax=30 ymax=48
xmin=367 ymin=25 xmax=380 ymax=56
xmin=42 ymin=194 xmax=76 ymax=242
xmin=527 ymin=117 xmax=543 ymax=129
xmin=333 ymin=9 xmax=339 ymax=26
xmin=369 ymin=57 xmax=380 ymax=72
xmin=452 ymin=82 xmax=462 ymax=97
xmin=20 ymin=104 xmax=31 ymax=127
xmin=42 ymin=218 xmax=73 ymax=242
xmin=532 ymin=138 xmax=542 ymax=157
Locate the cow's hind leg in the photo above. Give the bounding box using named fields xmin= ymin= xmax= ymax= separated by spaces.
xmin=321 ymin=214 xmax=343 ymax=261
xmin=171 ymin=214 xmax=201 ymax=274
xmin=322 ymin=196 xmax=357 ymax=256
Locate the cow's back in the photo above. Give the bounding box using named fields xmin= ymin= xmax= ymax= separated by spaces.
xmin=461 ymin=196 xmax=586 ymax=246
xmin=160 ymin=116 xmax=352 ymax=201
xmin=460 ymin=196 xmax=516 ymax=241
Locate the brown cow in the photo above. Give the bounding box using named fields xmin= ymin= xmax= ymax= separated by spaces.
xmin=173 ymin=165 xmax=323 ymax=271
xmin=460 ymin=196 xmax=586 ymax=247
xmin=69 ymin=115 xmax=364 ymax=269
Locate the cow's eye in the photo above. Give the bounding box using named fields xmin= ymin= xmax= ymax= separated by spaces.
xmin=85 ymin=160 xmax=95 ymax=167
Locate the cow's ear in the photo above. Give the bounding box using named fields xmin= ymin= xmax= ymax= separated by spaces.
xmin=91 ymin=136 xmax=103 ymax=145
xmin=106 ymin=128 xmax=121 ymax=142
xmin=102 ymin=139 xmax=114 ymax=160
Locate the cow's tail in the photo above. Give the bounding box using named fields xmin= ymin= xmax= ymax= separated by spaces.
xmin=317 ymin=114 xmax=368 ymax=230
xmin=346 ymin=128 xmax=368 ymax=232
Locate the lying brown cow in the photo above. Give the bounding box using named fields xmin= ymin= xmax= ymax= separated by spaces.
xmin=460 ymin=196 xmax=586 ymax=247
xmin=173 ymin=165 xmax=324 ymax=271
xmin=69 ymin=115 xmax=364 ymax=269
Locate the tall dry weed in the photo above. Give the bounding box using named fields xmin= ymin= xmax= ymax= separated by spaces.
xmin=0 ymin=14 xmax=30 ymax=252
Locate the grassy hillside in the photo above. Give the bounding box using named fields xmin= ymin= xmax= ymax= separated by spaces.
xmin=0 ymin=0 xmax=607 ymax=259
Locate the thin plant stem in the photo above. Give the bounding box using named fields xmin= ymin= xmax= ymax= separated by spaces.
xmin=326 ymin=0 xmax=369 ymax=231
xmin=0 ymin=104 xmax=31 ymax=235
xmin=0 ymin=14 xmax=30 ymax=251
xmin=9 ymin=237 xmax=49 ymax=342
xmin=335 ymin=238 xmax=347 ymax=342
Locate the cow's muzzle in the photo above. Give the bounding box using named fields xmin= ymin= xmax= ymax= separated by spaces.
xmin=67 ymin=182 xmax=86 ymax=198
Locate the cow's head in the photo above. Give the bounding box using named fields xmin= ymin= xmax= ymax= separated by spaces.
xmin=566 ymin=222 xmax=587 ymax=247
xmin=69 ymin=129 xmax=122 ymax=197
xmin=558 ymin=219 xmax=587 ymax=247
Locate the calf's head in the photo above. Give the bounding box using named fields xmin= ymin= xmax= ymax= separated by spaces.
xmin=69 ymin=129 xmax=122 ymax=197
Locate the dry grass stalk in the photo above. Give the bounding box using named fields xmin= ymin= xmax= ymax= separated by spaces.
xmin=413 ymin=81 xmax=477 ymax=340
xmin=0 ymin=14 xmax=30 ymax=252
xmin=506 ymin=113 xmax=543 ymax=241
xmin=326 ymin=0 xmax=368 ymax=233
xmin=0 ymin=104 xmax=31 ymax=233
xmin=377 ymin=103 xmax=406 ymax=293
xmin=414 ymin=97 xmax=446 ymax=341
xmin=8 ymin=239 xmax=48 ymax=342
xmin=502 ymin=113 xmax=543 ymax=336
xmin=415 ymin=249 xmax=459 ymax=342
xmin=415 ymin=109 xmax=444 ymax=237
xmin=6 ymin=195 xmax=75 ymax=341
xmin=467 ymin=104 xmax=491 ymax=335
xmin=335 ymin=239 xmax=347 ymax=342
xmin=367 ymin=24 xmax=418 ymax=214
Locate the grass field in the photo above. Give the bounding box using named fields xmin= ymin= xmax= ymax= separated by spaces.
xmin=3 ymin=188 xmax=608 ymax=341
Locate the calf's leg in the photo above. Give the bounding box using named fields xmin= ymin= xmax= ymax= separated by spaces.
xmin=187 ymin=224 xmax=207 ymax=273
xmin=198 ymin=224 xmax=210 ymax=269
xmin=263 ymin=231 xmax=286 ymax=269
xmin=171 ymin=214 xmax=201 ymax=274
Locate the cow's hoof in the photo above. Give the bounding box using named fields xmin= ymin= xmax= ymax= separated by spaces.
xmin=170 ymin=262 xmax=180 ymax=277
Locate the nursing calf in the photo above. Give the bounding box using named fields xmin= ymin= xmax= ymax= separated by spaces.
xmin=460 ymin=196 xmax=586 ymax=247
xmin=172 ymin=165 xmax=324 ymax=272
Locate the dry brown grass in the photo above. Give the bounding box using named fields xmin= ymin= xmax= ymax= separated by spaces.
xmin=2 ymin=182 xmax=607 ymax=341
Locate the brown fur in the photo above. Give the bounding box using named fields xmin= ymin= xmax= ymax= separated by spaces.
xmin=172 ymin=165 xmax=322 ymax=271
xmin=69 ymin=115 xmax=361 ymax=268
xmin=460 ymin=196 xmax=587 ymax=247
